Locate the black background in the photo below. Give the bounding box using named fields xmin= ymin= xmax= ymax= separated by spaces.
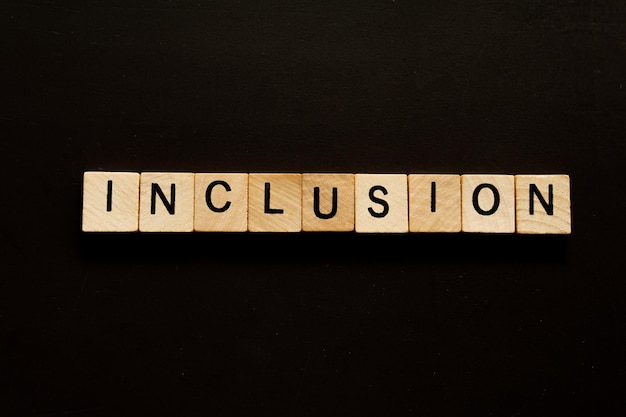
xmin=2 ymin=1 xmax=625 ymax=416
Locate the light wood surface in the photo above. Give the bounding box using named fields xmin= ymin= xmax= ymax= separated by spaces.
xmin=461 ymin=174 xmax=515 ymax=233
xmin=194 ymin=173 xmax=248 ymax=232
xmin=82 ymin=171 xmax=140 ymax=232
xmin=355 ymin=174 xmax=408 ymax=233
xmin=139 ymin=172 xmax=195 ymax=232
xmin=515 ymin=174 xmax=571 ymax=234
xmin=302 ymin=174 xmax=355 ymax=232
xmin=248 ymin=174 xmax=302 ymax=232
xmin=408 ymin=174 xmax=461 ymax=232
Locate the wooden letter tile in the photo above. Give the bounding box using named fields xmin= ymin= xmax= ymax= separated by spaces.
xmin=355 ymin=174 xmax=408 ymax=233
xmin=461 ymin=174 xmax=515 ymax=233
xmin=248 ymin=174 xmax=302 ymax=232
xmin=302 ymin=174 xmax=354 ymax=232
xmin=82 ymin=171 xmax=139 ymax=232
xmin=515 ymin=174 xmax=571 ymax=234
xmin=139 ymin=172 xmax=195 ymax=232
xmin=194 ymin=173 xmax=248 ymax=232
xmin=408 ymin=174 xmax=461 ymax=232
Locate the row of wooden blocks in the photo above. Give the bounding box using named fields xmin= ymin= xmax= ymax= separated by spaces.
xmin=81 ymin=172 xmax=571 ymax=234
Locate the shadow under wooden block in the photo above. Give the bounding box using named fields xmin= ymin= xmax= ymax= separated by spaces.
xmin=461 ymin=174 xmax=515 ymax=233
xmin=302 ymin=174 xmax=355 ymax=232
xmin=82 ymin=171 xmax=140 ymax=232
xmin=248 ymin=174 xmax=302 ymax=232
xmin=408 ymin=174 xmax=461 ymax=233
xmin=139 ymin=172 xmax=195 ymax=232
xmin=194 ymin=173 xmax=248 ymax=232
xmin=355 ymin=174 xmax=408 ymax=233
xmin=515 ymin=174 xmax=571 ymax=234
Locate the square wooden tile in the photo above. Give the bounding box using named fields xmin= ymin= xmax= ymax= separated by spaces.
xmin=302 ymin=174 xmax=355 ymax=232
xmin=461 ymin=174 xmax=515 ymax=233
xmin=139 ymin=172 xmax=195 ymax=232
xmin=82 ymin=171 xmax=140 ymax=232
xmin=248 ymin=174 xmax=302 ymax=232
xmin=515 ymin=174 xmax=571 ymax=234
xmin=194 ymin=173 xmax=248 ymax=232
xmin=355 ymin=174 xmax=408 ymax=233
xmin=408 ymin=174 xmax=461 ymax=232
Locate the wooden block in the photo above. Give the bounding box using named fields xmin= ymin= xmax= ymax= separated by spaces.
xmin=248 ymin=174 xmax=302 ymax=232
xmin=461 ymin=174 xmax=515 ymax=233
xmin=139 ymin=172 xmax=195 ymax=232
xmin=515 ymin=174 xmax=571 ymax=234
xmin=355 ymin=174 xmax=408 ymax=233
xmin=408 ymin=174 xmax=461 ymax=232
xmin=82 ymin=171 xmax=140 ymax=232
xmin=194 ymin=173 xmax=248 ymax=232
xmin=302 ymin=174 xmax=355 ymax=232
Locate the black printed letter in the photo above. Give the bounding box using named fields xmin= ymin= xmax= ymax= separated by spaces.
xmin=529 ymin=184 xmax=553 ymax=215
xmin=264 ymin=182 xmax=284 ymax=214
xmin=151 ymin=183 xmax=175 ymax=215
xmin=313 ymin=187 xmax=338 ymax=219
xmin=430 ymin=181 xmax=436 ymax=213
xmin=106 ymin=180 xmax=113 ymax=212
xmin=472 ymin=183 xmax=499 ymax=216
xmin=205 ymin=180 xmax=232 ymax=213
xmin=368 ymin=185 xmax=389 ymax=218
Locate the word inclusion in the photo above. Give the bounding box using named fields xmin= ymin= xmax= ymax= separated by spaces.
xmin=81 ymin=172 xmax=571 ymax=234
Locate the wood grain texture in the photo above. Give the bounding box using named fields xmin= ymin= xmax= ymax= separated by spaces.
xmin=408 ymin=174 xmax=461 ymax=232
xmin=355 ymin=174 xmax=408 ymax=233
xmin=194 ymin=173 xmax=248 ymax=232
xmin=248 ymin=174 xmax=302 ymax=232
xmin=515 ymin=174 xmax=571 ymax=234
xmin=82 ymin=171 xmax=140 ymax=232
xmin=462 ymin=174 xmax=515 ymax=233
xmin=302 ymin=174 xmax=355 ymax=232
xmin=139 ymin=172 xmax=195 ymax=232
